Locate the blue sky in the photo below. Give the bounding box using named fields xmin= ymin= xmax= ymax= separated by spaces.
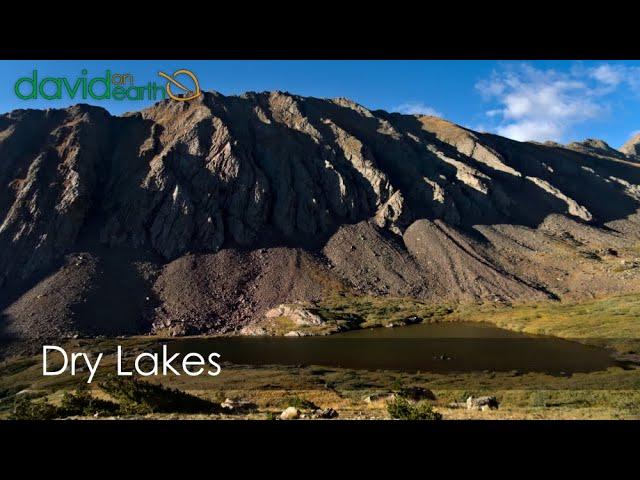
xmin=1 ymin=60 xmax=639 ymax=148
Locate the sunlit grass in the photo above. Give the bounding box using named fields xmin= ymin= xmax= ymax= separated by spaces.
xmin=453 ymin=294 xmax=640 ymax=354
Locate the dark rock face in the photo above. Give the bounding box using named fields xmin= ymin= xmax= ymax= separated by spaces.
xmin=0 ymin=106 xmax=112 ymax=287
xmin=2 ymin=91 xmax=640 ymax=340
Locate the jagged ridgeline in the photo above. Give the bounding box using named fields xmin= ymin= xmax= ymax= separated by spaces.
xmin=1 ymin=91 xmax=640 ymax=341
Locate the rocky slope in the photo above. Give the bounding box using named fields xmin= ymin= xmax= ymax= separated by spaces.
xmin=621 ymin=133 xmax=640 ymax=157
xmin=2 ymin=91 xmax=640 ymax=343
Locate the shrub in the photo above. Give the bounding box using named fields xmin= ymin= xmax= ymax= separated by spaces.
xmin=0 ymin=385 xmax=28 ymax=405
xmin=458 ymin=391 xmax=474 ymax=402
xmin=9 ymin=378 xmax=219 ymax=419
xmin=10 ymin=396 xmax=59 ymax=420
xmin=391 ymin=379 xmax=404 ymax=391
xmin=99 ymin=376 xmax=219 ymax=414
xmin=10 ymin=388 xmax=120 ymax=420
xmin=386 ymin=397 xmax=442 ymax=420
xmin=59 ymin=388 xmax=120 ymax=417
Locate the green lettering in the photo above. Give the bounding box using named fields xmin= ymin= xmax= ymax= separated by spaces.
xmin=150 ymin=82 xmax=165 ymax=100
xmin=14 ymin=70 xmax=38 ymax=99
xmin=62 ymin=77 xmax=84 ymax=99
xmin=126 ymin=85 xmax=143 ymax=100
xmin=88 ymin=70 xmax=111 ymax=100
xmin=39 ymin=77 xmax=62 ymax=100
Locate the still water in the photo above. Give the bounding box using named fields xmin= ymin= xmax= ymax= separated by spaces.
xmin=169 ymin=322 xmax=615 ymax=374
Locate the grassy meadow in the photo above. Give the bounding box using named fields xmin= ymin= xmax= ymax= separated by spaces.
xmin=1 ymin=293 xmax=639 ymax=420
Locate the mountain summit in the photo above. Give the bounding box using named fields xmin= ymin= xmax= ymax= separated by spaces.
xmin=621 ymin=132 xmax=640 ymax=157
xmin=2 ymin=91 xmax=640 ymax=341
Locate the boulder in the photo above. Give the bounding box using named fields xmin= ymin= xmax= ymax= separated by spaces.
xmin=398 ymin=386 xmax=436 ymax=402
xmin=220 ymin=398 xmax=256 ymax=411
xmin=466 ymin=396 xmax=499 ymax=411
xmin=280 ymin=406 xmax=300 ymax=420
xmin=265 ymin=304 xmax=323 ymax=326
xmin=385 ymin=316 xmax=423 ymax=328
xmin=239 ymin=325 xmax=268 ymax=336
xmin=364 ymin=392 xmax=397 ymax=403
xmin=312 ymin=408 xmax=339 ymax=419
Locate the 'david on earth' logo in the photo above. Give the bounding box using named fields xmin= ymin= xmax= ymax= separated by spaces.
xmin=14 ymin=68 xmax=201 ymax=102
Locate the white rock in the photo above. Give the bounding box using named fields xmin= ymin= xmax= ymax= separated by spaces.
xmin=265 ymin=304 xmax=323 ymax=326
xmin=280 ymin=407 xmax=300 ymax=420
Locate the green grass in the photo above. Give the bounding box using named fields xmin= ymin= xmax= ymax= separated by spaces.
xmin=315 ymin=294 xmax=454 ymax=329
xmin=453 ymin=293 xmax=640 ymax=354
xmin=273 ymin=293 xmax=640 ymax=357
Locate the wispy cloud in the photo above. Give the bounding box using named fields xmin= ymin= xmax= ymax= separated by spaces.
xmin=589 ymin=64 xmax=626 ymax=87
xmin=476 ymin=63 xmax=640 ymax=143
xmin=394 ymin=102 xmax=442 ymax=117
xmin=588 ymin=64 xmax=640 ymax=92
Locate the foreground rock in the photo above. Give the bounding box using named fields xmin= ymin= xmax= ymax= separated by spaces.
xmin=364 ymin=392 xmax=397 ymax=403
xmin=280 ymin=407 xmax=301 ymax=420
xmin=312 ymin=408 xmax=339 ymax=419
xmin=265 ymin=304 xmax=323 ymax=326
xmin=398 ymin=387 xmax=436 ymax=402
xmin=220 ymin=398 xmax=256 ymax=412
xmin=466 ymin=396 xmax=500 ymax=411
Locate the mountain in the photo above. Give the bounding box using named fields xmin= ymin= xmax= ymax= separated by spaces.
xmin=2 ymin=91 xmax=640 ymax=342
xmin=621 ymin=133 xmax=640 ymax=157
xmin=565 ymin=139 xmax=629 ymax=161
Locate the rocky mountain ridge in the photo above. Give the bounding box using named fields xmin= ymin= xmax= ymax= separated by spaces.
xmin=2 ymin=91 xmax=640 ymax=342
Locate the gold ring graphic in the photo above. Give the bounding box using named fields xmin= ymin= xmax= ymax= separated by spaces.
xmin=158 ymin=69 xmax=201 ymax=101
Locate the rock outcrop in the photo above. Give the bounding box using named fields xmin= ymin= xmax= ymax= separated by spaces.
xmin=566 ymin=138 xmax=628 ymax=160
xmin=621 ymin=133 xmax=640 ymax=157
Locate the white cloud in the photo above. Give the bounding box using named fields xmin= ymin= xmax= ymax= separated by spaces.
xmin=589 ymin=64 xmax=640 ymax=92
xmin=394 ymin=102 xmax=442 ymax=117
xmin=498 ymin=120 xmax=562 ymax=143
xmin=589 ymin=64 xmax=626 ymax=86
xmin=476 ymin=64 xmax=610 ymax=142
xmin=476 ymin=63 xmax=640 ymax=143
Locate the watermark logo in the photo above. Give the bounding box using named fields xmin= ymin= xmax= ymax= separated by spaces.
xmin=14 ymin=69 xmax=201 ymax=102
xmin=158 ymin=69 xmax=201 ymax=101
